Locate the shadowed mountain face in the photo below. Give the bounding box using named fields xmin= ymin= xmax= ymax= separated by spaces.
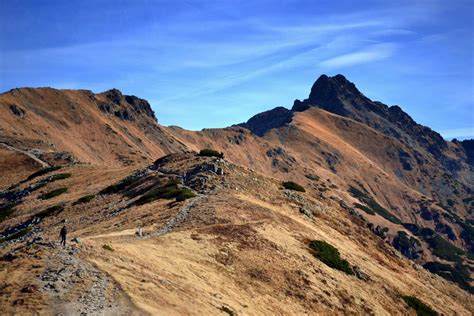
xmin=242 ymin=74 xmax=471 ymax=177
xmin=0 ymin=87 xmax=186 ymax=168
xmin=296 ymin=75 xmax=453 ymax=172
xmin=0 ymin=76 xmax=473 ymax=313
xmin=238 ymin=106 xmax=292 ymax=136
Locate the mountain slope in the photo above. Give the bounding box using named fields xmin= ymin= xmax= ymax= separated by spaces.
xmin=0 ymin=75 xmax=473 ymax=313
xmin=0 ymin=153 xmax=472 ymax=314
xmin=173 ymin=75 xmax=474 ymax=293
xmin=0 ymin=87 xmax=186 ymax=184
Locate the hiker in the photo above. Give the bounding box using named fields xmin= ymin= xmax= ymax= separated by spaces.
xmin=59 ymin=221 xmax=67 ymax=247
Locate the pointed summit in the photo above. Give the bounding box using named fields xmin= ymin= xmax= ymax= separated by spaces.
xmin=308 ymin=74 xmax=361 ymax=101
xmin=292 ymin=74 xmax=385 ymax=117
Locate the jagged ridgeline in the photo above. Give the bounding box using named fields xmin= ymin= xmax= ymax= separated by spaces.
xmin=0 ymin=75 xmax=472 ymax=314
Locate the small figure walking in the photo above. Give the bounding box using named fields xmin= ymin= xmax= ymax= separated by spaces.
xmin=60 ymin=220 xmax=67 ymax=247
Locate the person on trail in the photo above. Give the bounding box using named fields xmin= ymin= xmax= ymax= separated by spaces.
xmin=59 ymin=221 xmax=67 ymax=247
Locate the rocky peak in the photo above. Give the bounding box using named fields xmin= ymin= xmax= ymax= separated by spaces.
xmin=124 ymin=95 xmax=156 ymax=121
xmin=241 ymin=74 xmax=462 ymax=172
xmin=308 ymin=74 xmax=361 ymax=102
xmin=292 ymin=74 xmax=386 ymax=118
xmin=97 ymin=89 xmax=157 ymax=122
xmin=237 ymin=106 xmax=292 ymax=136
xmin=103 ymin=88 xmax=123 ymax=105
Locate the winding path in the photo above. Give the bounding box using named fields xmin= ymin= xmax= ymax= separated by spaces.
xmin=0 ymin=142 xmax=50 ymax=168
xmin=146 ymin=193 xmax=205 ymax=238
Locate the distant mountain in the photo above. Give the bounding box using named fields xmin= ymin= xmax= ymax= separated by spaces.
xmin=0 ymin=87 xmax=186 ymax=170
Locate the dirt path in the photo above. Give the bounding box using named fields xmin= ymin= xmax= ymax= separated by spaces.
xmin=39 ymin=242 xmax=137 ymax=315
xmin=147 ymin=194 xmax=205 ymax=238
xmin=0 ymin=142 xmax=50 ymax=168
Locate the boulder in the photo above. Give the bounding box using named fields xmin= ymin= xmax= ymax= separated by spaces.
xmin=9 ymin=105 xmax=26 ymax=118
xmin=352 ymin=266 xmax=370 ymax=281
xmin=299 ymin=206 xmax=312 ymax=217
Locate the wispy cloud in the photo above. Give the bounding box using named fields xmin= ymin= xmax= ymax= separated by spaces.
xmin=319 ymin=43 xmax=398 ymax=68
xmin=1 ymin=0 xmax=471 ymax=131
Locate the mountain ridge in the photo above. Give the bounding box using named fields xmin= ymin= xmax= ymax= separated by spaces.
xmin=0 ymin=75 xmax=473 ymax=314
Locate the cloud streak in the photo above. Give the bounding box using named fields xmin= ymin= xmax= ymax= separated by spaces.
xmin=319 ymin=43 xmax=398 ymax=68
xmin=0 ymin=0 xmax=472 ymax=132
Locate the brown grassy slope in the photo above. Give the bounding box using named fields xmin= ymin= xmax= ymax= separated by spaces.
xmin=168 ymin=108 xmax=472 ymax=252
xmin=0 ymin=88 xmax=186 ymax=170
xmin=1 ymin=153 xmax=471 ymax=315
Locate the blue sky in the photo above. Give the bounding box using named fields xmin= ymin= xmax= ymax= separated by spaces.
xmin=1 ymin=0 xmax=473 ymax=139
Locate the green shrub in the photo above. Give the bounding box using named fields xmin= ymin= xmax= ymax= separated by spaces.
xmin=100 ymin=174 xmax=141 ymax=195
xmin=0 ymin=203 xmax=17 ymax=222
xmin=348 ymin=185 xmax=401 ymax=224
xmin=198 ymin=149 xmax=224 ymax=158
xmin=401 ymin=295 xmax=438 ymax=316
xmin=428 ymin=234 xmax=465 ymax=262
xmin=407 ymin=226 xmax=465 ymax=263
xmin=0 ymin=227 xmax=32 ymax=243
xmin=309 ymin=240 xmax=354 ymax=275
xmin=35 ymin=204 xmax=64 ymax=219
xmin=102 ymin=244 xmax=114 ymax=251
xmin=423 ymin=261 xmax=473 ymax=294
xmin=74 ymin=194 xmax=96 ymax=205
xmin=354 ymin=203 xmax=375 ymax=215
xmin=50 ymin=173 xmax=72 ymax=181
xmin=135 ymin=180 xmax=196 ymax=205
xmin=26 ymin=166 xmax=61 ymax=181
xmin=176 ymin=189 xmax=196 ymax=202
xmin=282 ymin=181 xmax=306 ymax=192
xmin=39 ymin=187 xmax=68 ymax=200
xmin=219 ymin=306 xmax=235 ymax=316
xmin=31 ymin=181 xmax=49 ymax=192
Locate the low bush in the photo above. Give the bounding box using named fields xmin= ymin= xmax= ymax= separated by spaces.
xmin=428 ymin=234 xmax=465 ymax=262
xmin=401 ymin=295 xmax=438 ymax=316
xmin=219 ymin=306 xmax=235 ymax=316
xmin=39 ymin=187 xmax=68 ymax=200
xmin=135 ymin=180 xmax=196 ymax=205
xmin=35 ymin=204 xmax=64 ymax=219
xmin=100 ymin=174 xmax=141 ymax=195
xmin=102 ymin=244 xmax=114 ymax=251
xmin=404 ymin=223 xmax=466 ymax=263
xmin=50 ymin=173 xmax=72 ymax=181
xmin=354 ymin=203 xmax=375 ymax=215
xmin=283 ymin=181 xmax=306 ymax=192
xmin=198 ymin=149 xmax=224 ymax=158
xmin=74 ymin=194 xmax=96 ymax=205
xmin=0 ymin=203 xmax=17 ymax=222
xmin=308 ymin=240 xmax=354 ymax=275
xmin=348 ymin=185 xmax=401 ymax=224
xmin=423 ymin=261 xmax=473 ymax=294
xmin=0 ymin=227 xmax=32 ymax=243
xmin=175 ymin=189 xmax=196 ymax=202
xmin=26 ymin=166 xmax=61 ymax=181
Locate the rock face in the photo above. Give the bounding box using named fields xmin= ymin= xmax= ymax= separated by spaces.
xmin=240 ymin=74 xmax=471 ymax=175
xmin=459 ymin=139 xmax=474 ymax=166
xmin=392 ymin=231 xmax=422 ymax=260
xmin=292 ymin=74 xmax=386 ymax=118
xmin=9 ymin=105 xmax=26 ymax=118
xmin=98 ymin=89 xmax=157 ymax=122
xmin=238 ymin=74 xmax=473 ymax=204
xmin=238 ymin=106 xmax=293 ymax=136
